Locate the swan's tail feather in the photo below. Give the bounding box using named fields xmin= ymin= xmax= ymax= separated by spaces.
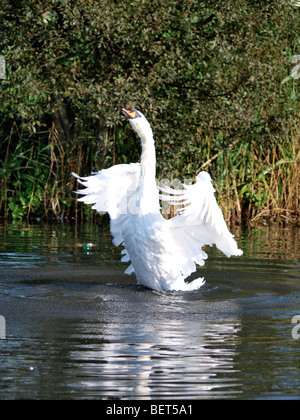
xmin=124 ymin=264 xmax=135 ymax=275
xmin=187 ymin=277 xmax=205 ymax=291
xmin=168 ymin=276 xmax=205 ymax=292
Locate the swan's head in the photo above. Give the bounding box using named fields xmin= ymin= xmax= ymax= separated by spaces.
xmin=121 ymin=108 xmax=153 ymax=140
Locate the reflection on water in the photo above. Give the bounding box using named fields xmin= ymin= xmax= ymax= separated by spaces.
xmin=0 ymin=221 xmax=299 ymax=399
xmin=68 ymin=294 xmax=242 ymax=399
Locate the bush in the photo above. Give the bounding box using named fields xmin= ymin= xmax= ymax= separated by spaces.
xmin=0 ymin=0 xmax=299 ymax=223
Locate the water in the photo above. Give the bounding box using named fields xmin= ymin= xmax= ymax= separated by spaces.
xmin=0 ymin=221 xmax=299 ymax=400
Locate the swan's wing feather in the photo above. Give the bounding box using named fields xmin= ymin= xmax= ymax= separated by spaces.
xmin=73 ymin=163 xmax=140 ymax=217
xmin=73 ymin=163 xmax=140 ymax=250
xmin=159 ymin=171 xmax=242 ymax=277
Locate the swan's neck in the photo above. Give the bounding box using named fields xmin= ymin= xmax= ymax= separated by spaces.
xmin=138 ymin=131 xmax=159 ymax=214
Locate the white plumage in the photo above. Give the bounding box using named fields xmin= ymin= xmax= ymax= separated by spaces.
xmin=73 ymin=108 xmax=242 ymax=291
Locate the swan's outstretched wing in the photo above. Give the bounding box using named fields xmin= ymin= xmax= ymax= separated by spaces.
xmin=159 ymin=171 xmax=243 ymax=278
xmin=72 ymin=163 xmax=140 ymax=249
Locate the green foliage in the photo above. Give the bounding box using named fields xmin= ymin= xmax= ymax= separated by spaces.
xmin=0 ymin=0 xmax=299 ymax=223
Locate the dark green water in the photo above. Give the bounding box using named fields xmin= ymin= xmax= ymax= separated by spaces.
xmin=0 ymin=221 xmax=299 ymax=400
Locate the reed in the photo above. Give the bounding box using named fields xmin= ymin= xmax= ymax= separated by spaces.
xmin=0 ymin=120 xmax=299 ymax=225
xmin=0 ymin=122 xmax=83 ymax=222
xmin=1 ymin=0 xmax=299 ymax=225
xmin=211 ymin=124 xmax=300 ymax=226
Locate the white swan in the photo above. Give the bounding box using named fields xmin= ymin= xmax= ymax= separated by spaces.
xmin=73 ymin=108 xmax=242 ymax=291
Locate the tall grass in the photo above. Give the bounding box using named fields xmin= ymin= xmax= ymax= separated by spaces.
xmin=0 ymin=122 xmax=79 ymax=221
xmin=0 ymin=121 xmax=299 ymax=225
xmin=210 ymin=124 xmax=300 ymax=226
